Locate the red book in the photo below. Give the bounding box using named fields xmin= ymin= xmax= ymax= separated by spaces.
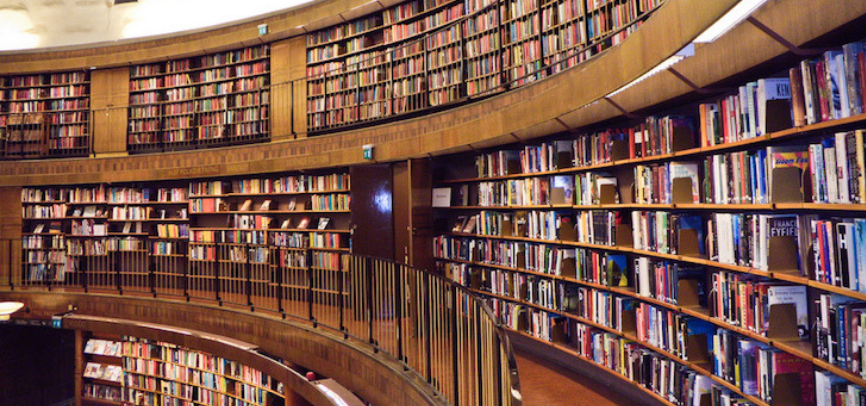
xmin=815 ymin=60 xmax=830 ymax=122
xmin=772 ymin=351 xmax=815 ymax=406
xmin=628 ymin=127 xmax=635 ymax=159
xmin=858 ymin=51 xmax=866 ymax=114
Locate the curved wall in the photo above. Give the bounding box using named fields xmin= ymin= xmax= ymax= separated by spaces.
xmin=0 ymin=0 xmax=861 ymax=186
xmin=0 ymin=291 xmax=447 ymax=406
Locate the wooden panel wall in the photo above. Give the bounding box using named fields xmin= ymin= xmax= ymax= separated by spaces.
xmin=287 ymin=36 xmax=309 ymax=138
xmin=0 ymin=187 xmax=22 ymax=286
xmin=91 ymin=68 xmax=130 ymax=156
xmin=271 ymin=39 xmax=295 ymax=141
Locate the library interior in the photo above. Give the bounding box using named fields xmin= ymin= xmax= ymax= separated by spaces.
xmin=1 ymin=0 xmax=866 ymax=405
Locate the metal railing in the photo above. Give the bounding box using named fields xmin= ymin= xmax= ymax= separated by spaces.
xmin=0 ymin=112 xmax=90 ymax=160
xmin=4 ymin=237 xmax=521 ymax=406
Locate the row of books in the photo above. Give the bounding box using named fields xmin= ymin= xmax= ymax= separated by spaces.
xmin=83 ymin=362 xmax=123 ymax=382
xmin=192 ymin=174 xmax=350 ymax=196
xmin=2 ymin=72 xmax=86 ymax=87
xmin=129 ymin=46 xmax=269 ymax=79
xmin=305 ymin=0 xmax=660 ymax=130
xmin=488 ymin=297 xmax=759 ymax=405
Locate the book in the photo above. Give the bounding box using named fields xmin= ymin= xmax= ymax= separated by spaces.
xmin=432 ymin=187 xmax=452 ymax=207
xmin=239 ymin=199 xmax=253 ymax=211
xmin=297 ymin=217 xmax=310 ymax=230
xmin=770 ymin=351 xmax=815 ymax=406
xmin=756 ymin=77 xmax=792 ymax=135
xmin=260 ymin=199 xmax=272 ymax=210
xmin=669 ymin=161 xmax=700 ymax=203
xmin=767 ymin=145 xmax=810 ymax=202
xmin=280 ymin=218 xmax=291 ymax=229
xmin=317 ymin=217 xmax=330 ymax=230
xmin=606 ymin=254 xmax=628 ymax=287
xmin=765 ymin=284 xmax=809 ymax=340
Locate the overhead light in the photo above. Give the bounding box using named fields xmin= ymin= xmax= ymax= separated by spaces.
xmin=114 ymin=0 xmax=138 ymax=4
xmin=693 ymin=0 xmax=770 ymax=43
xmin=0 ymin=302 xmax=25 ymax=321
xmin=606 ymin=44 xmax=694 ymax=98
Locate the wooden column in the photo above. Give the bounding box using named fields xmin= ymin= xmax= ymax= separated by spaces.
xmin=91 ymin=67 xmax=129 ymax=157
xmin=0 ymin=186 xmax=22 ymax=287
xmin=271 ymin=36 xmax=308 ymax=140
xmin=392 ymin=159 xmax=433 ymax=269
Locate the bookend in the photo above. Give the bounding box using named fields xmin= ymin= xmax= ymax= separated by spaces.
xmin=677 ymin=279 xmax=701 ymax=308
xmin=699 ymin=393 xmax=712 ymax=406
xmin=766 ymin=303 xmax=799 ymax=342
xmin=470 ymin=269 xmax=483 ymax=290
xmin=598 ymin=184 xmax=618 ymax=205
xmin=516 ymin=249 xmax=526 ymax=270
xmin=560 ymin=257 xmax=576 ymax=279
xmin=685 ymin=333 xmax=710 ymax=365
xmin=771 ymin=372 xmax=804 ymax=406
xmin=516 ymin=311 xmax=528 ymax=332
xmin=556 ymin=150 xmax=574 ymax=170
xmin=620 ymin=309 xmax=637 ymax=335
xmin=615 ymin=224 xmax=633 ymax=247
xmin=765 ymin=99 xmax=793 ymax=134
xmin=771 ymin=167 xmax=811 ymax=203
xmin=671 ymin=125 xmax=695 ymax=152
xmin=611 ymin=139 xmax=630 ymax=161
xmin=677 ymin=228 xmax=701 ymax=257
xmin=671 ymin=177 xmax=695 ymax=204
xmin=767 ymin=236 xmax=799 ymax=272
xmin=501 ymin=216 xmax=513 ymax=237
xmin=551 ymin=317 xmax=568 ymax=343
xmin=559 ymin=221 xmax=577 ymax=241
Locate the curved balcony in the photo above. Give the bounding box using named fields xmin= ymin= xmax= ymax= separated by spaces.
xmin=0 ymin=251 xmax=521 ymax=406
xmin=5 ymin=0 xmax=856 ymax=185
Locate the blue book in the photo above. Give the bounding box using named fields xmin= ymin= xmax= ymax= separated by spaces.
xmin=857 ymin=218 xmax=866 ymax=293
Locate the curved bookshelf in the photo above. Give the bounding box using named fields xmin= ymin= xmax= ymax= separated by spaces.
xmin=433 ymin=30 xmax=866 ymax=405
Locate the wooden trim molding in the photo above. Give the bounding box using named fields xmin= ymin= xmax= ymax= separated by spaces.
xmin=0 ymin=0 xmax=861 ymax=187
xmin=0 ymin=291 xmax=449 ymax=406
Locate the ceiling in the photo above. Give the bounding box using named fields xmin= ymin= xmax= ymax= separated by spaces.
xmin=0 ymin=0 xmax=313 ymax=51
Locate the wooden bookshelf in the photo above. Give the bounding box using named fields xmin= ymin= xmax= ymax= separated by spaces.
xmin=128 ymin=45 xmax=270 ymax=153
xmin=433 ymin=35 xmax=866 ymax=405
xmin=0 ymin=71 xmax=91 ymax=159
xmin=304 ymin=0 xmax=662 ymax=132
xmin=109 ymin=336 xmax=284 ymax=406
xmin=80 ymin=333 xmax=125 ymax=406
xmin=16 ymin=171 xmax=350 ymax=307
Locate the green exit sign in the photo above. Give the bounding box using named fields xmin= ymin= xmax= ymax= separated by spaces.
xmin=258 ymin=24 xmax=268 ymax=36
xmin=362 ymin=144 xmax=374 ymax=160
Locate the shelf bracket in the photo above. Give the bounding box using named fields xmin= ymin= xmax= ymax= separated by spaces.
xmin=602 ymin=97 xmax=639 ymax=120
xmin=666 ymin=68 xmax=711 ymax=94
xmin=554 ymin=117 xmax=572 ymax=132
xmin=746 ymin=16 xmax=824 ymax=57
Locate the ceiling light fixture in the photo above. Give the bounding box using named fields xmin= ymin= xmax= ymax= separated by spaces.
xmin=605 ymin=44 xmax=694 ymax=98
xmin=693 ymin=0 xmax=770 ymax=43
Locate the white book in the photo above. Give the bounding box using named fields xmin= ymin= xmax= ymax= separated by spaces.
xmin=767 ymin=285 xmax=808 ymax=339
xmin=836 ymin=132 xmax=851 ymax=203
xmin=825 ymin=145 xmax=839 ymax=203
xmin=837 ymin=52 xmax=851 ymax=118
xmin=757 ymin=77 xmax=792 ymax=136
